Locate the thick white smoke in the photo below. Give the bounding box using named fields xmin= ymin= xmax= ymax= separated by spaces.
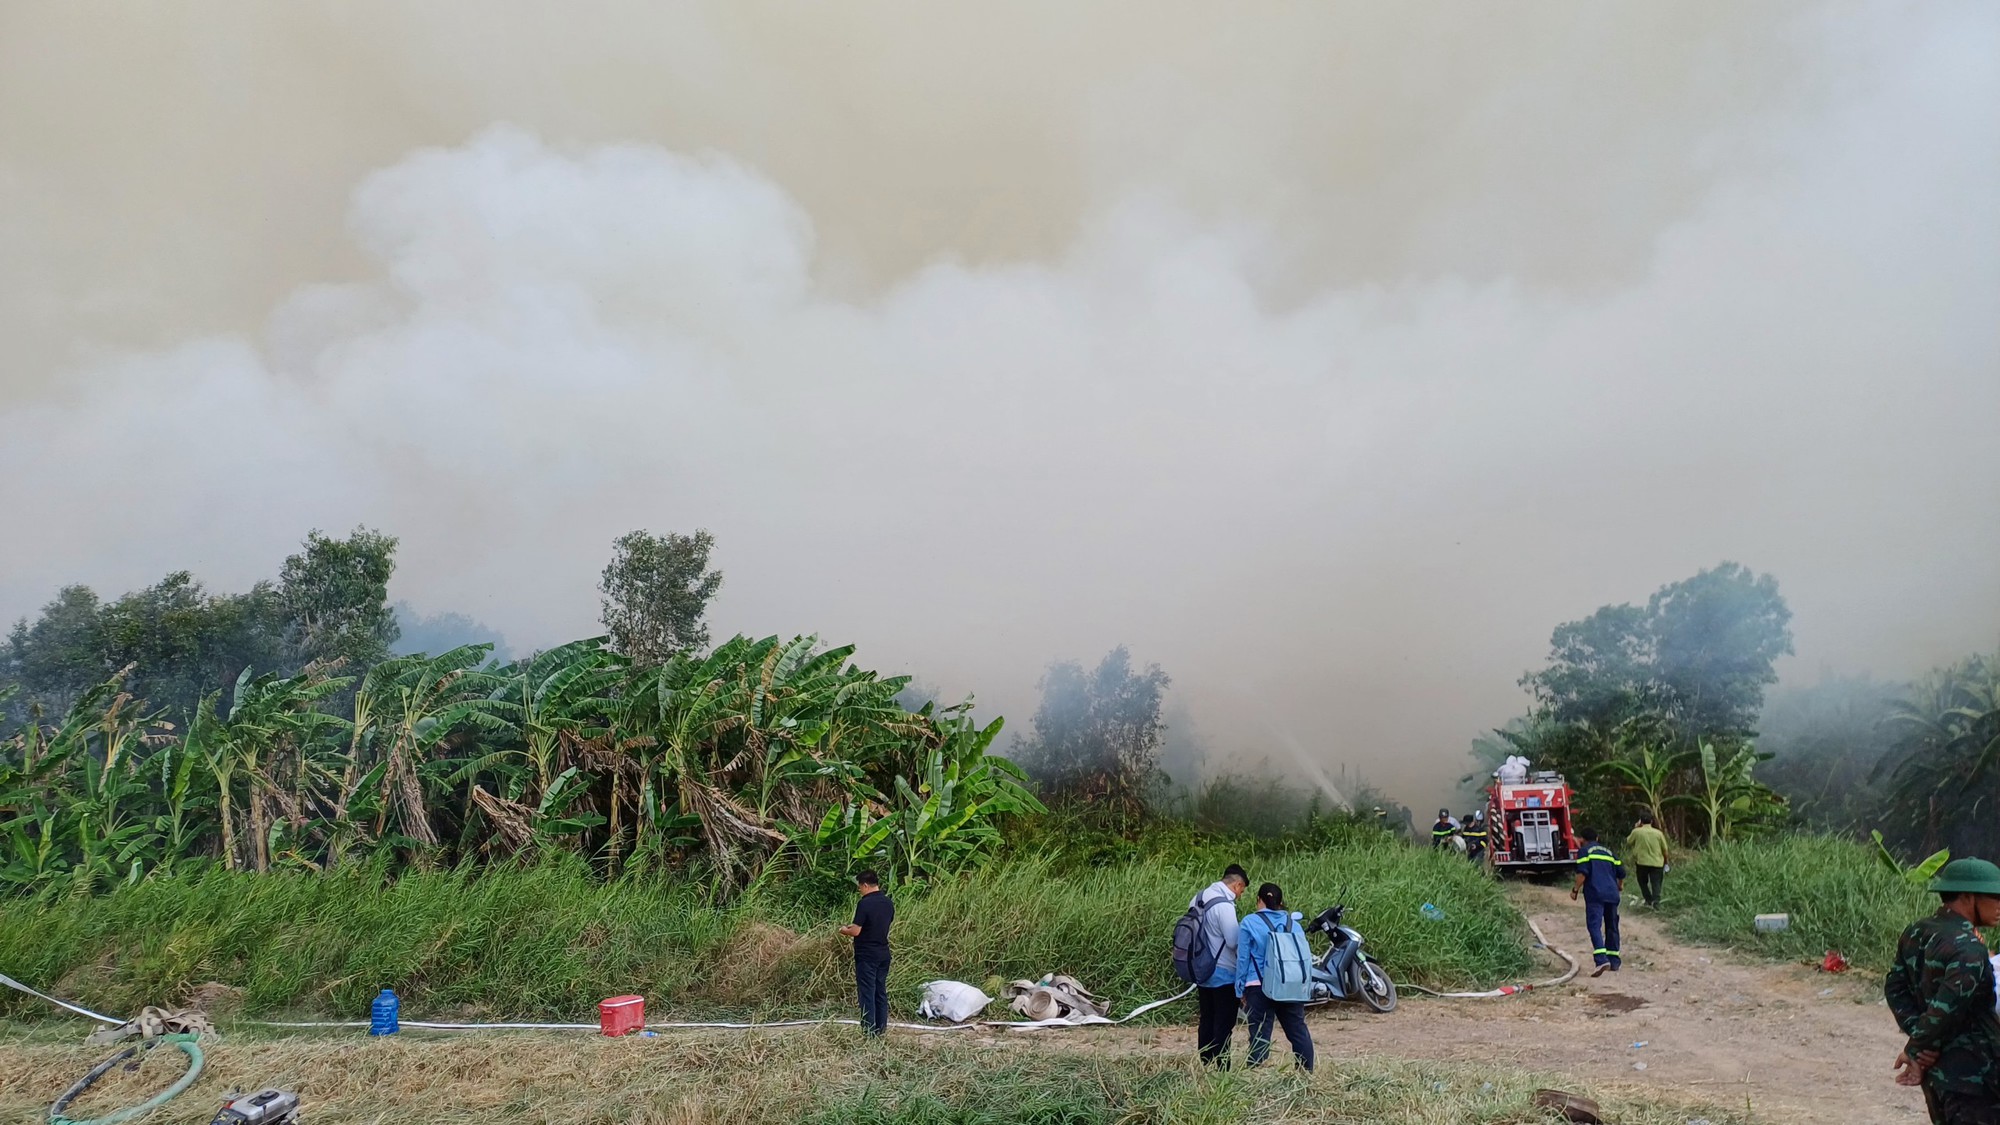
xmin=2 ymin=2 xmax=1995 ymax=807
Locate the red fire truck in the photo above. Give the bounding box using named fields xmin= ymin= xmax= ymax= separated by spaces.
xmin=1484 ymin=768 xmax=1583 ymax=875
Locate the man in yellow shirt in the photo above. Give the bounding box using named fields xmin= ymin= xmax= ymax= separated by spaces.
xmin=1625 ymin=812 xmax=1671 ymax=907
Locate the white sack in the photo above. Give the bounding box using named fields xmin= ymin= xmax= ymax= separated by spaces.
xmin=917 ymin=980 xmax=993 ymax=1022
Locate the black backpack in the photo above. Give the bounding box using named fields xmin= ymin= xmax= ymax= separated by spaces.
xmin=1172 ymin=892 xmax=1224 ymax=984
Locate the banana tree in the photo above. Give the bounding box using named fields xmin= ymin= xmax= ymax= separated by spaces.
xmin=0 ymin=808 xmax=65 ymax=895
xmin=1 ymin=626 xmax=1042 ymax=894
xmin=154 ymin=701 xmax=215 ymax=872
xmin=615 ymin=635 xmax=903 ymax=885
xmin=27 ymin=676 xmax=173 ymax=892
xmin=325 ymin=660 xmax=394 ymax=869
xmin=188 ymin=665 xmax=353 ymax=872
xmin=808 ymin=704 xmax=1043 ymax=885
xmin=0 ymin=695 xmax=76 ymax=894
xmin=456 ymin=639 xmax=620 ymax=834
xmin=740 ymin=638 xmax=906 ymax=824
xmin=1671 ymin=740 xmax=1785 ymax=843
xmin=1882 ymin=656 xmax=2000 ymax=853
xmin=190 ymin=693 xmax=243 ymax=870
xmin=468 ymin=765 xmax=607 ymax=858
xmin=1872 ymin=829 xmax=1951 ymax=885
xmin=637 ymin=642 xmax=787 ymax=882
xmin=1593 ymin=715 xmax=1696 ymax=835
xmin=366 ymin=645 xmax=516 ymax=855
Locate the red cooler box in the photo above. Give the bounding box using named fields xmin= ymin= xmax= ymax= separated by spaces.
xmin=599 ymin=994 xmax=645 ymax=1036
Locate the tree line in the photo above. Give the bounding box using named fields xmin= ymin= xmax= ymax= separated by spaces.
xmin=5 ymin=529 xmax=401 ymax=726
xmin=0 ymin=528 xmax=1040 ymax=896
xmin=1759 ymin=653 xmax=2000 ymax=860
xmin=1481 ymin=560 xmax=2000 ymax=859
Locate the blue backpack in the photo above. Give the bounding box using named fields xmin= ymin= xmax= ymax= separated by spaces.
xmin=1256 ymin=912 xmax=1315 ymax=1003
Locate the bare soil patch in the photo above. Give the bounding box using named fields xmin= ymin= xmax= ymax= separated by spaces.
xmin=1589 ymin=992 xmax=1648 ymax=1013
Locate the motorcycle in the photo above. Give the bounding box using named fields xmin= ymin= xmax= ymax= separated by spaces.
xmin=1305 ymin=896 xmax=1398 ymax=1012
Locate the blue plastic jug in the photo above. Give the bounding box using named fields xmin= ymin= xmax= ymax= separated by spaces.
xmin=369 ymin=988 xmax=400 ymax=1035
xmin=1420 ymin=903 xmax=1446 ymax=922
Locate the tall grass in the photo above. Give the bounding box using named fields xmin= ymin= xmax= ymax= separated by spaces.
xmin=0 ymin=857 xmax=742 ymax=1020
xmin=1663 ymin=834 xmax=1932 ymax=970
xmin=0 ymin=843 xmax=1525 ymax=1022
xmin=873 ymin=843 xmax=1527 ymax=1008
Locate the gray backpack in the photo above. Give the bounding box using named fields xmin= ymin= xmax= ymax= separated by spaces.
xmin=1172 ymin=892 xmax=1224 ymax=984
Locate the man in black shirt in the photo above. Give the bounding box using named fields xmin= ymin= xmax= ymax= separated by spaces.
xmin=838 ymin=870 xmax=894 ymax=1035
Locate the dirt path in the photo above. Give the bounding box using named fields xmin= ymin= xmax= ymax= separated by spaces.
xmin=1066 ymin=884 xmax=1923 ymax=1123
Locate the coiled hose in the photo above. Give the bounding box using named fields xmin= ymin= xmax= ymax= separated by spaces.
xmin=48 ymin=1033 xmax=205 ymax=1125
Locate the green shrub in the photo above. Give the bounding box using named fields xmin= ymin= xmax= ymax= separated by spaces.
xmin=999 ymin=801 xmax=1404 ymax=875
xmin=0 ymin=842 xmax=1526 ymax=1022
xmin=1663 ymin=833 xmax=1933 ymax=970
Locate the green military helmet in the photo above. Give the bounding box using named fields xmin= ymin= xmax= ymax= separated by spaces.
xmin=1928 ymin=857 xmax=2000 ymax=895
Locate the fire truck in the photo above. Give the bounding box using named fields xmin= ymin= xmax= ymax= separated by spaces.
xmin=1483 ymin=765 xmax=1582 ymax=875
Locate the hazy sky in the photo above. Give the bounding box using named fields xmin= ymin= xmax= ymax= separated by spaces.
xmin=3 ymin=1 xmax=1995 ymax=810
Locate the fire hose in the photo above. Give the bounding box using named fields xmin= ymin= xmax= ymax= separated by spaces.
xmin=248 ymin=986 xmax=1196 ymax=1033
xmin=6 ymin=967 xmax=1192 ymax=1036
xmin=46 ymin=1032 xmax=205 ymax=1125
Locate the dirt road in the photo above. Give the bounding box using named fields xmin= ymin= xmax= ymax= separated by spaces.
xmin=1104 ymin=884 xmax=1925 ymax=1123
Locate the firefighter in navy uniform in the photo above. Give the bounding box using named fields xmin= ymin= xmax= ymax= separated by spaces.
xmin=1886 ymin=857 xmax=2000 ymax=1124
xmin=1460 ymin=811 xmax=1487 ymax=863
xmin=1569 ymin=825 xmax=1623 ymax=977
xmin=1429 ymin=809 xmax=1457 ymax=851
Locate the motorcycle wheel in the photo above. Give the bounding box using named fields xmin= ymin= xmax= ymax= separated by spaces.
xmin=1356 ymin=959 xmax=1398 ymax=1013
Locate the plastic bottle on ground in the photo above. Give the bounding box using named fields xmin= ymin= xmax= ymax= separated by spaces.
xmin=370 ymin=989 xmax=400 ymax=1036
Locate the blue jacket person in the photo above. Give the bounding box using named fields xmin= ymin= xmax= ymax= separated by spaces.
xmin=1569 ymin=826 xmax=1623 ymax=976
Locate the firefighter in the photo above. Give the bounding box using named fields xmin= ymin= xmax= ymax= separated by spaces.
xmin=1461 ymin=810 xmax=1487 ymax=863
xmin=1569 ymin=825 xmax=1623 ymax=976
xmin=1885 ymin=857 xmax=2000 ymax=1123
xmin=1429 ymin=808 xmax=1458 ymax=851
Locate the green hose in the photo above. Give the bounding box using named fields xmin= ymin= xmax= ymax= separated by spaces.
xmin=48 ymin=1033 xmax=205 ymax=1125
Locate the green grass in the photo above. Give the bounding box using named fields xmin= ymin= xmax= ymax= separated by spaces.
xmin=0 ymin=843 xmax=1525 ymax=1023
xmin=1661 ymin=834 xmax=1933 ymax=970
xmin=0 ymin=1026 xmax=1758 ymax=1125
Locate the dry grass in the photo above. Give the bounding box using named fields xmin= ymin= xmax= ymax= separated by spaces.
xmin=0 ymin=1022 xmax=1756 ymax=1125
xmin=703 ymin=921 xmax=838 ymax=1008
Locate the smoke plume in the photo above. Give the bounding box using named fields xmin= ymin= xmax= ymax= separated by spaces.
xmin=3 ymin=1 xmax=1996 ymax=808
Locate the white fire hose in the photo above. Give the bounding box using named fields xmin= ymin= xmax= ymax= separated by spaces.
xmin=9 ymin=917 xmax=1562 ymax=1034
xmin=3 ymin=970 xmax=1191 ymax=1035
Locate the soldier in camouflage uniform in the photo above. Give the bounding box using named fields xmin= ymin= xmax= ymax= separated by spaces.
xmin=1885 ymin=857 xmax=2000 ymax=1124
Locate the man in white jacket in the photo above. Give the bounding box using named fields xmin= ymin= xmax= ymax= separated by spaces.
xmin=1192 ymin=863 xmax=1249 ymax=1067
